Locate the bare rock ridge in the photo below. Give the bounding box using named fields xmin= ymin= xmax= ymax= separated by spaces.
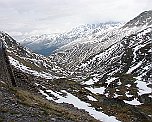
xmin=0 ymin=39 xmax=16 ymax=87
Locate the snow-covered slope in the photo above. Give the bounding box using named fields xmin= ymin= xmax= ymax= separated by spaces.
xmin=21 ymin=33 xmax=60 ymax=56
xmin=49 ymin=10 xmax=152 ymax=121
xmin=77 ymin=27 xmax=152 ymax=100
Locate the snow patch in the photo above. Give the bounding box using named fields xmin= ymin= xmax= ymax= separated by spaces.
xmin=83 ymin=77 xmax=99 ymax=85
xmin=149 ymin=95 xmax=152 ymax=98
xmin=136 ymin=80 xmax=151 ymax=96
xmin=106 ymin=77 xmax=118 ymax=85
xmin=117 ymin=81 xmax=122 ymax=85
xmin=124 ymin=98 xmax=142 ymax=105
xmin=87 ymin=96 xmax=97 ymax=101
xmin=126 ymin=61 xmax=142 ymax=74
xmin=125 ymin=91 xmax=134 ymax=98
xmin=126 ymin=84 xmax=131 ymax=87
xmin=114 ymin=93 xmax=123 ymax=98
xmin=40 ymin=89 xmax=120 ymax=122
xmin=133 ymin=44 xmax=147 ymax=62
xmin=85 ymin=87 xmax=106 ymax=94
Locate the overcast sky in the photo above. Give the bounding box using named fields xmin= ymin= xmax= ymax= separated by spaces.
xmin=0 ymin=0 xmax=151 ymax=40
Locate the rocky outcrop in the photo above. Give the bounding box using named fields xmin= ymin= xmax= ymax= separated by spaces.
xmin=0 ymin=39 xmax=16 ymax=87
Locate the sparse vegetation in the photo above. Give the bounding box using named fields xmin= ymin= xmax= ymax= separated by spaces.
xmin=9 ymin=87 xmax=99 ymax=122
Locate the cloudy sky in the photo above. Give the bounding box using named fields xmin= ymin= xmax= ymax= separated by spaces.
xmin=0 ymin=0 xmax=151 ymax=40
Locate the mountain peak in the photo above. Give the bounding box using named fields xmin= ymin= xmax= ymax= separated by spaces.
xmin=123 ymin=10 xmax=152 ymax=28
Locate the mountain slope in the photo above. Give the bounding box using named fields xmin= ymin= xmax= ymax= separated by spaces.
xmin=72 ymin=26 xmax=152 ymax=122
xmin=77 ymin=27 xmax=152 ymax=99
xmin=50 ymin=10 xmax=152 ymax=71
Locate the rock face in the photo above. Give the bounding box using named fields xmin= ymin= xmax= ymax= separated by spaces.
xmin=0 ymin=38 xmax=16 ymax=87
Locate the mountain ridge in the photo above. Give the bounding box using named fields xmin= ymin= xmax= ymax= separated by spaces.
xmin=123 ymin=10 xmax=152 ymax=28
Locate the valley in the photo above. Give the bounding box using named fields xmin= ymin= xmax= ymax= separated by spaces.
xmin=0 ymin=10 xmax=152 ymax=122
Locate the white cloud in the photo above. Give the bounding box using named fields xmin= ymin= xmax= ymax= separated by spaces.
xmin=0 ymin=0 xmax=151 ymax=40
xmin=9 ymin=31 xmax=23 ymax=36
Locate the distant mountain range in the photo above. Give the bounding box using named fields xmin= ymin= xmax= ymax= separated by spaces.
xmin=21 ymin=22 xmax=121 ymax=56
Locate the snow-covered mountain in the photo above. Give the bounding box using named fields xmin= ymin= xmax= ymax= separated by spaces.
xmin=51 ymin=11 xmax=152 ymax=71
xmin=21 ymin=22 xmax=121 ymax=56
xmin=1 ymin=31 xmax=101 ymax=122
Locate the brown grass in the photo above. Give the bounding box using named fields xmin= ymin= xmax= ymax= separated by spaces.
xmin=11 ymin=87 xmax=99 ymax=122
